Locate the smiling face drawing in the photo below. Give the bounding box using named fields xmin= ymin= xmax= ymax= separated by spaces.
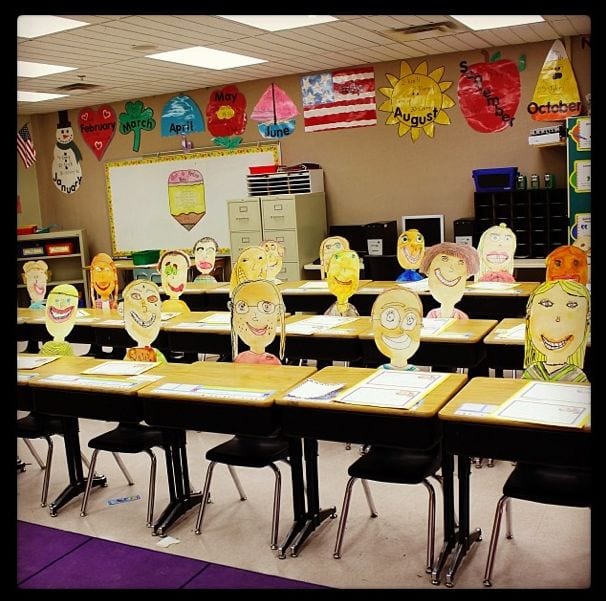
xmin=91 ymin=253 xmax=118 ymax=301
xmin=159 ymin=250 xmax=190 ymax=299
xmin=397 ymin=229 xmax=425 ymax=270
xmin=45 ymin=284 xmax=79 ymax=341
xmin=371 ymin=288 xmax=423 ymax=368
xmin=230 ymin=246 xmax=268 ymax=294
xmin=23 ymin=261 xmax=48 ymax=303
xmin=546 ymin=245 xmax=588 ymax=285
xmin=123 ymin=279 xmax=162 ymax=347
xmin=478 ymin=224 xmax=516 ymax=275
xmin=193 ymin=238 xmax=217 ymax=275
xmin=320 ymin=236 xmax=350 ymax=279
xmin=427 ymin=253 xmax=468 ymax=305
xmin=327 ymin=250 xmax=360 ymax=306
xmin=262 ymin=240 xmax=285 ymax=280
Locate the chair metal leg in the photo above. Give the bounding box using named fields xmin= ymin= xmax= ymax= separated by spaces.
xmin=422 ymin=479 xmax=436 ymax=574
xmin=145 ymin=449 xmax=157 ymax=528
xmin=23 ymin=438 xmax=45 ymax=469
xmin=483 ymin=494 xmax=510 ymax=587
xmin=333 ymin=476 xmax=358 ymax=559
xmin=268 ymin=463 xmax=282 ymax=550
xmin=112 ymin=452 xmax=134 ymax=485
xmin=360 ymin=479 xmax=378 ymax=517
xmin=195 ymin=461 xmax=217 ymax=535
xmin=80 ymin=452 xmax=91 ymax=470
xmin=40 ymin=436 xmax=54 ymax=507
xmin=227 ymin=465 xmax=247 ymax=500
xmin=505 ymin=498 xmax=513 ymax=539
xmin=80 ymin=449 xmax=100 ymax=517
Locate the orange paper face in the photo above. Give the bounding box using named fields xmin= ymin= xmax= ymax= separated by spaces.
xmin=91 ymin=253 xmax=118 ymax=301
xmin=546 ymin=246 xmax=588 ymax=285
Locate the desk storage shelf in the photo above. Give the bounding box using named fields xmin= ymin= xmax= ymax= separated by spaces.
xmin=474 ymin=189 xmax=568 ymax=258
xmin=246 ymin=169 xmax=324 ymax=196
xmin=17 ymin=229 xmax=90 ymax=307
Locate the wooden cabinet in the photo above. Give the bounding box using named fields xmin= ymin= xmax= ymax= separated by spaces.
xmin=17 ymin=229 xmax=90 ymax=307
xmin=474 ymin=189 xmax=568 ymax=258
xmin=227 ymin=193 xmax=327 ymax=280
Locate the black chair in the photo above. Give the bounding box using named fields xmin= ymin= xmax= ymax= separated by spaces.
xmin=483 ymin=462 xmax=592 ymax=587
xmin=80 ymin=423 xmax=165 ymax=528
xmin=194 ymin=433 xmax=290 ymax=550
xmin=333 ymin=444 xmax=442 ymax=573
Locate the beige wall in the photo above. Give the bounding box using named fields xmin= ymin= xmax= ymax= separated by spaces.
xmin=23 ymin=37 xmax=590 ymax=256
xmin=17 ymin=119 xmax=41 ymax=227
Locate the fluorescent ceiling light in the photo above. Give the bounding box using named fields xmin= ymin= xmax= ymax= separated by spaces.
xmin=450 ymin=15 xmax=544 ymax=30
xmin=18 ymin=60 xmax=77 ymax=78
xmin=17 ymin=15 xmax=89 ymax=38
xmin=147 ymin=47 xmax=266 ymax=70
xmin=18 ymin=90 xmax=68 ymax=102
xmin=220 ymin=15 xmax=338 ymax=31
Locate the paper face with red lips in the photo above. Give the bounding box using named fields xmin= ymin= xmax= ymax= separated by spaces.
xmin=546 ymin=245 xmax=588 ymax=285
xmin=23 ymin=260 xmax=48 ymax=305
xmin=123 ymin=279 xmax=162 ymax=348
xmin=158 ymin=249 xmax=190 ymax=299
xmin=45 ymin=284 xmax=79 ymax=342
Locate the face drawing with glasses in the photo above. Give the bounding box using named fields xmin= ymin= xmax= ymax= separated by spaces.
xmin=123 ymin=279 xmax=162 ymax=347
xmin=158 ymin=249 xmax=190 ymax=299
xmin=320 ymin=236 xmax=350 ymax=279
xmin=371 ymin=288 xmax=423 ymax=368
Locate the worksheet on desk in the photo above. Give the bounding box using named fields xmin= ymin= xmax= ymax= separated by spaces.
xmin=198 ymin=312 xmax=231 ymax=324
xmin=421 ymin=317 xmax=453 ymax=336
xmin=285 ymin=315 xmax=359 ymax=335
xmin=17 ymin=355 xmax=60 ymax=370
xmin=82 ymin=361 xmax=158 ymax=376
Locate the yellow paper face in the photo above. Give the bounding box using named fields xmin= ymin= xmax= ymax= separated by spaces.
xmin=427 ymin=253 xmax=468 ymax=306
xmin=159 ymin=250 xmax=190 ymax=299
xmin=528 ymin=282 xmax=589 ymax=365
xmin=123 ymin=279 xmax=162 ymax=347
xmin=478 ymin=224 xmax=516 ymax=276
xmin=23 ymin=261 xmax=48 ymax=303
xmin=45 ymin=284 xmax=79 ymax=341
xmin=230 ymin=246 xmax=268 ymax=293
xmin=320 ymin=236 xmax=350 ymax=277
xmin=327 ymin=250 xmax=360 ymax=304
xmin=371 ymin=288 xmax=423 ymax=367
xmin=262 ymin=240 xmax=284 ymax=280
xmin=193 ymin=238 xmax=217 ymax=275
xmin=232 ymin=280 xmax=281 ymax=354
xmin=91 ymin=253 xmax=118 ymax=301
xmin=397 ymin=229 xmax=425 ymax=269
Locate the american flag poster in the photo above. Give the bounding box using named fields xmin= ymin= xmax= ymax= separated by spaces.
xmin=301 ymin=67 xmax=377 ymax=132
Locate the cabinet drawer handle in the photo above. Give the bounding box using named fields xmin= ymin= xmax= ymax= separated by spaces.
xmin=276 ymin=236 xmax=285 ymax=242
xmin=239 ymin=207 xmax=248 ymax=213
xmin=272 ymin=204 xmax=283 ymax=211
xmin=236 ymin=217 xmax=249 ymax=221
xmin=242 ymin=237 xmax=250 ymax=243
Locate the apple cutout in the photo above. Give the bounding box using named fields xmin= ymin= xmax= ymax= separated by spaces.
xmin=458 ymin=59 xmax=521 ymax=133
xmin=78 ymin=105 xmax=117 ymax=160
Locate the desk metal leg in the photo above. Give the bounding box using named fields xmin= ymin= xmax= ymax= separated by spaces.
xmin=431 ymin=452 xmax=456 ymax=585
xmin=48 ymin=417 xmax=106 ymax=516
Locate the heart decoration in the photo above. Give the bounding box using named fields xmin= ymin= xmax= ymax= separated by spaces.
xmin=78 ymin=105 xmax=117 ymax=160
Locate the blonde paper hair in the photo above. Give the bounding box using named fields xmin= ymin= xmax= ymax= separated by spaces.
xmin=319 ymin=236 xmax=350 ymax=279
xmin=475 ymin=223 xmax=516 ymax=281
xmin=229 ymin=245 xmax=268 ymax=295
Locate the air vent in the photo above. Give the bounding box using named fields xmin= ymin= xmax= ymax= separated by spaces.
xmin=383 ymin=20 xmax=464 ymax=42
xmin=56 ymin=82 xmax=101 ymax=92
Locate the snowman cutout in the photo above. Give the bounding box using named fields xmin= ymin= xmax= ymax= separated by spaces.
xmin=52 ymin=110 xmax=83 ymax=194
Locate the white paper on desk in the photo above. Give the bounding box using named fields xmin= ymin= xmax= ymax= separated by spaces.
xmin=494 ymin=324 xmax=526 ymax=340
xmin=357 ymin=286 xmax=388 ymax=294
xmin=152 ymin=382 xmax=272 ymax=401
xmin=421 ymin=318 xmax=453 ymax=336
xmin=18 ymin=355 xmax=60 ymax=370
xmin=17 ymin=317 xmax=24 ymax=324
xmin=82 ymin=361 xmax=158 ymax=376
xmin=128 ymin=374 xmax=164 ymax=382
xmin=39 ymin=374 xmax=138 ymax=389
xmin=301 ymin=281 xmax=329 ymax=289
xmin=455 ymin=403 xmax=496 ymax=417
xmin=161 ymin=312 xmax=180 ymax=321
xmin=75 ymin=317 xmax=98 ymax=323
xmin=198 ymin=312 xmax=231 ymax=324
xmin=286 ymin=379 xmax=345 ymax=400
xmin=17 ymin=372 xmax=39 ymax=382
xmin=397 ymin=278 xmax=429 ymax=292
xmin=76 ymin=309 xmax=89 ymax=317
xmin=98 ymin=319 xmax=125 ymax=326
xmin=467 ymin=282 xmax=519 ymax=291
xmin=286 ymin=315 xmax=358 ymax=335
xmin=280 ymin=288 xmax=307 ymax=294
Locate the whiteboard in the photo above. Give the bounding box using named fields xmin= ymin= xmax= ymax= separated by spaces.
xmin=105 ymin=143 xmax=280 ymax=256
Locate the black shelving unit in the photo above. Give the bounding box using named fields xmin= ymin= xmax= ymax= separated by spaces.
xmin=474 ymin=189 xmax=568 ymax=258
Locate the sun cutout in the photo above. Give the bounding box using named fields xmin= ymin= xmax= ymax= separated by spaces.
xmin=379 ymin=61 xmax=455 ymax=141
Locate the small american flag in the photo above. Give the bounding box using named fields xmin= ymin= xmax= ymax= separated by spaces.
xmin=17 ymin=123 xmax=37 ymax=168
xmin=301 ymin=67 xmax=377 ymax=133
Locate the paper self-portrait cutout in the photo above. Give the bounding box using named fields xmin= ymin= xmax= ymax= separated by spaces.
xmin=475 ymin=223 xmax=516 ymax=283
xmin=23 ymin=260 xmax=48 ymax=309
xmin=523 ymin=279 xmax=590 ymax=383
xmin=319 ymin=236 xmax=350 ymax=280
xmin=90 ymin=252 xmax=119 ymax=310
xmin=396 ymin=229 xmax=425 ymax=282
xmin=158 ymin=249 xmax=191 ymax=312
xmin=40 ymin=284 xmax=79 ymax=356
xmin=229 ymin=246 xmax=268 ymax=296
xmin=193 ymin=237 xmax=218 ymax=283
xmin=420 ymin=242 xmax=480 ymax=319
xmin=325 ymin=249 xmax=361 ymax=317
xmin=545 ymin=245 xmax=588 ymax=285
xmin=371 ymin=288 xmax=423 ymax=369
xmin=262 ymin=239 xmax=285 ymax=283
xmin=230 ymin=279 xmax=285 ymax=365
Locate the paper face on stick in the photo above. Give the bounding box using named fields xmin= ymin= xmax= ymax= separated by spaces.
xmin=45 ymin=284 xmax=79 ymax=341
xmin=159 ymin=249 xmax=190 ymax=299
xmin=262 ymin=240 xmax=285 ymax=281
xmin=327 ymin=249 xmax=360 ymax=306
xmin=123 ymin=279 xmax=162 ymax=348
xmin=545 ymin=245 xmax=588 ymax=285
xmin=319 ymin=236 xmax=350 ymax=279
xmin=193 ymin=237 xmax=218 ymax=276
xmin=23 ymin=260 xmax=48 ymax=305
xmin=397 ymin=229 xmax=425 ymax=270
xmin=90 ymin=252 xmax=119 ymax=308
xmin=476 ymin=223 xmax=516 ymax=282
xmin=229 ymin=246 xmax=268 ymax=295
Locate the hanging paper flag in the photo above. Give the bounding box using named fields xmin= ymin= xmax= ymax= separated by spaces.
xmin=206 ymin=85 xmax=246 ymax=148
xmin=251 ymin=83 xmax=298 ymax=139
xmin=78 ymin=105 xmax=117 ymax=160
xmin=301 ymin=67 xmax=377 ymax=133
xmin=527 ymin=39 xmax=582 ymax=122
xmin=161 ymin=94 xmax=205 ymax=137
xmin=17 ymin=123 xmax=37 ymax=168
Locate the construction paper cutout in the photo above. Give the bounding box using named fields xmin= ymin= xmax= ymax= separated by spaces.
xmin=118 ymin=100 xmax=156 ymax=152
xmin=52 ymin=110 xmax=83 ymax=194
xmin=206 ymin=85 xmax=246 ymax=148
xmin=523 ymin=279 xmax=590 ymax=383
xmin=420 ymin=242 xmax=480 ymax=319
xmin=40 ymin=284 xmax=79 ymax=355
xmin=319 ymin=236 xmax=350 ymax=280
xmin=545 ymin=245 xmax=588 ymax=285
xmin=396 ymin=229 xmax=425 ymax=282
xmin=230 ymin=279 xmax=285 ymax=364
xmin=23 ymin=260 xmax=48 ymax=309
xmin=158 ymin=249 xmax=191 ymax=313
xmin=371 ymin=287 xmax=423 ymax=369
xmin=161 ymin=94 xmax=205 ymax=137
xmin=90 ymin=253 xmax=119 ymax=310
xmin=378 ymin=60 xmax=454 ymax=142
xmin=252 ymin=83 xmax=298 ymax=139
xmin=229 ymin=246 xmax=268 ymax=296
xmin=167 ymin=169 xmax=205 ymax=231
xmin=458 ymin=59 xmax=520 ymax=133
xmin=527 ymin=39 xmax=581 ymax=122
xmin=475 ymin=223 xmax=516 ymax=283
xmin=325 ymin=249 xmax=360 ymax=317
xmin=262 ymin=239 xmax=285 ymax=283
xmin=78 ymin=105 xmax=117 ymax=160
xmin=193 ymin=236 xmax=218 ymax=283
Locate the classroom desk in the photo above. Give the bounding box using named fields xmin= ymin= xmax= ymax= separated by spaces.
xmin=484 ymin=318 xmax=592 ymax=379
xmin=275 ymin=366 xmax=467 ymax=568
xmin=137 ymin=361 xmax=316 ymax=536
xmin=437 ymin=377 xmax=591 ymax=587
xmin=358 ymin=317 xmax=498 ymax=374
xmin=278 ymin=280 xmax=374 ymax=315
xmin=161 ymin=281 xmax=230 ymax=312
